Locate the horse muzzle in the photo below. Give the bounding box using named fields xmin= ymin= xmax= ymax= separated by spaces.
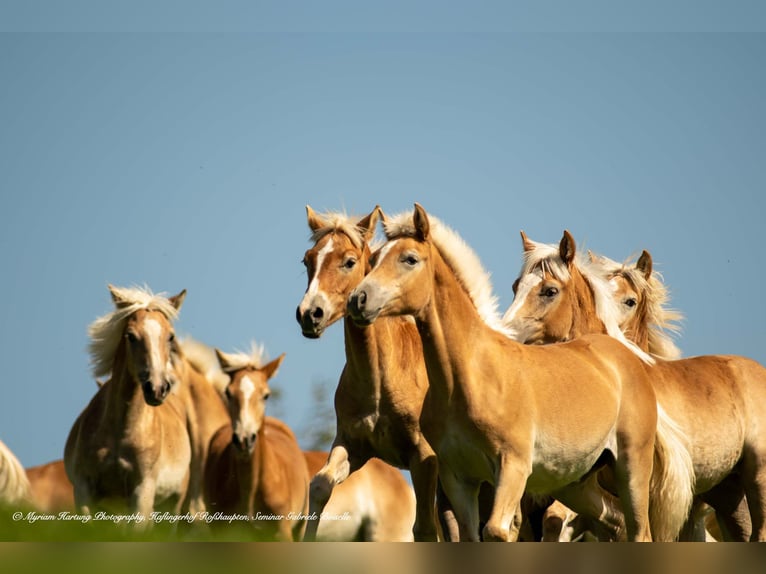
xmin=232 ymin=432 xmax=257 ymax=456
xmin=347 ymin=288 xmax=381 ymax=326
xmin=141 ymin=379 xmax=172 ymax=406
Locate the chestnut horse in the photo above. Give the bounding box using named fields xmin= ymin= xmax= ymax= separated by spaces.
xmin=348 ymin=204 xmax=694 ymax=541
xmin=303 ymin=451 xmax=416 ymax=541
xmin=504 ymin=232 xmax=766 ymax=541
xmin=295 ymin=206 xmax=442 ymax=541
xmin=203 ymin=344 xmax=309 ymax=541
xmin=588 ymin=248 xmax=766 ymax=541
xmin=26 ymin=459 xmax=75 ymax=513
xmin=64 ymin=285 xmax=191 ymax=521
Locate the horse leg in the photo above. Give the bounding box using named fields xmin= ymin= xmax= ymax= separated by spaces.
xmin=699 ymin=475 xmax=750 ymax=540
xmin=132 ymin=478 xmax=157 ymax=530
xmin=482 ymin=459 xmax=527 ymax=542
xmin=438 ymin=468 xmax=481 ymax=541
xmin=436 ymin=480 xmax=460 ymax=541
xmin=304 ymin=443 xmax=354 ymax=541
xmin=552 ymin=473 xmax=626 ymax=541
xmin=408 ymin=449 xmax=439 ymax=541
xmin=741 ymin=448 xmax=766 ymax=541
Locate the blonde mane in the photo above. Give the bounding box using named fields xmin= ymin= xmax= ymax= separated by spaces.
xmin=383 ymin=210 xmax=512 ymax=337
xmin=0 ymin=439 xmax=32 ymax=507
xmin=217 ymin=341 xmax=270 ymax=373
xmin=309 ymin=211 xmax=382 ymax=251
xmin=588 ymin=253 xmax=683 ymax=361
xmin=511 ymin=237 xmax=655 ymax=364
xmin=87 ymin=285 xmax=181 ymax=379
xmin=176 ymin=336 xmax=231 ymax=395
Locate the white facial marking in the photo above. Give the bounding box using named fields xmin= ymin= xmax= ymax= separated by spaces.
xmin=375 ymin=239 xmax=400 ymax=267
xmin=235 ymin=375 xmax=257 ymax=433
xmin=502 ymin=272 xmax=542 ymax=324
xmin=306 ymin=238 xmax=334 ymax=299
xmin=143 ymin=318 xmax=164 ymax=378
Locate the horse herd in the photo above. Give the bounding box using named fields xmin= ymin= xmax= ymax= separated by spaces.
xmin=2 ymin=202 xmax=765 ymax=542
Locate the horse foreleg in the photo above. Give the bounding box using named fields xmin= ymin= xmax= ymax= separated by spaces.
xmin=408 ymin=449 xmax=439 ymax=541
xmin=438 ymin=470 xmax=481 ymax=542
xmin=304 ymin=444 xmax=353 ymax=542
xmin=132 ymin=479 xmax=157 ymax=530
xmin=482 ymin=460 xmax=527 ymax=542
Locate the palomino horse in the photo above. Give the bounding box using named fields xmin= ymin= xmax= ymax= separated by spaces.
xmin=295 ymin=206 xmax=441 ymax=541
xmin=503 ymin=232 xmax=766 ymax=541
xmin=588 ymin=248 xmax=765 ymax=541
xmin=303 ymin=451 xmax=416 ymax=541
xmin=347 ymin=204 xmax=694 ymax=541
xmin=0 ymin=439 xmax=32 ymax=508
xmin=64 ymin=285 xmax=191 ymax=521
xmin=26 ymin=459 xmax=75 ymax=513
xmin=203 ymin=344 xmax=309 ymax=541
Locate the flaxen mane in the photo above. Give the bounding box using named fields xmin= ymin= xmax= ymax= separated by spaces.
xmin=87 ymin=285 xmax=181 ymax=379
xmin=0 ymin=439 xmax=32 ymax=507
xmin=587 ymin=253 xmax=683 ymax=361
xmin=508 ymin=236 xmax=654 ymax=364
xmin=383 ymin=211 xmax=512 ymax=337
xmin=309 ymin=211 xmax=381 ymax=251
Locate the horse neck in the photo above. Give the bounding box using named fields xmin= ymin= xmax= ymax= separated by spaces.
xmin=234 ymin=428 xmax=267 ymax=506
xmin=622 ymin=308 xmax=651 ymax=354
xmin=568 ymin=269 xmax=608 ymax=339
xmin=415 ymin=251 xmax=503 ymax=399
xmin=341 ymin=313 xmax=387 ymax=400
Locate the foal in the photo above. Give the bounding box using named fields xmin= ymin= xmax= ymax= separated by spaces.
xmin=204 ymin=345 xmax=309 ymax=541
xmin=296 ymin=206 xmax=441 ymax=541
xmin=504 ymin=232 xmax=766 ymax=541
xmin=64 ymin=285 xmax=191 ymax=521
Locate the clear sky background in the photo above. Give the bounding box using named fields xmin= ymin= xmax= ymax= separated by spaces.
xmin=1 ymin=3 xmax=765 ymax=469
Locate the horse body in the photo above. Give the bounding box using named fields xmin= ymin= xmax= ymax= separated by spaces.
xmin=590 ymin=250 xmax=766 ymax=540
xmin=26 ymin=459 xmax=75 ymax=513
xmin=64 ymin=286 xmax=191 ymax=521
xmin=296 ymin=206 xmax=439 ymax=541
xmin=347 ymin=204 xmax=687 ymax=541
xmin=203 ymin=346 xmax=308 ymax=541
xmin=303 ymin=451 xmax=416 ymax=541
xmin=505 ymin=234 xmax=766 ymax=541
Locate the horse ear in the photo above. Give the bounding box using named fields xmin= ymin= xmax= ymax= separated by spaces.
xmin=169 ymin=289 xmax=186 ymax=311
xmin=357 ymin=205 xmax=381 ymax=243
xmin=306 ymin=205 xmax=327 ymax=232
xmin=559 ymin=230 xmax=576 ymax=266
xmin=215 ymin=348 xmax=235 ymax=372
xmin=520 ymin=231 xmax=536 ymax=252
xmin=636 ymin=250 xmax=653 ymax=280
xmin=413 ymin=203 xmax=430 ymax=241
xmin=108 ymin=284 xmax=131 ymax=309
xmin=261 ymin=353 xmax=286 ymax=381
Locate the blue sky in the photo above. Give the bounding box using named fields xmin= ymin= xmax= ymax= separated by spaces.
xmin=1 ymin=6 xmax=765 ymax=468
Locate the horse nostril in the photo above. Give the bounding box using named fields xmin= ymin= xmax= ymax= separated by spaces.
xmin=295 ymin=306 xmax=302 ymax=324
xmin=161 ymin=381 xmax=170 ymax=397
xmin=357 ymin=291 xmax=367 ymax=308
xmin=232 ymin=434 xmax=241 ymax=448
xmin=142 ymin=380 xmax=153 ymax=394
xmin=312 ymin=307 xmax=324 ymax=320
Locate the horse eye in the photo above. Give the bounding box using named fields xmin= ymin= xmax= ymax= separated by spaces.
xmin=125 ymin=332 xmax=138 ymax=343
xmin=512 ymin=279 xmax=520 ymax=294
xmin=543 ymin=287 xmax=559 ymax=298
xmin=224 ymin=387 xmax=232 ymax=400
xmin=402 ymin=255 xmax=418 ymax=266
xmin=264 ymin=391 xmax=271 ymax=401
xmin=301 ymin=255 xmax=309 ymax=268
xmin=625 ymin=298 xmax=637 ymax=308
xmin=168 ymin=332 xmax=175 ymax=343
xmin=343 ymin=258 xmax=357 ymax=270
